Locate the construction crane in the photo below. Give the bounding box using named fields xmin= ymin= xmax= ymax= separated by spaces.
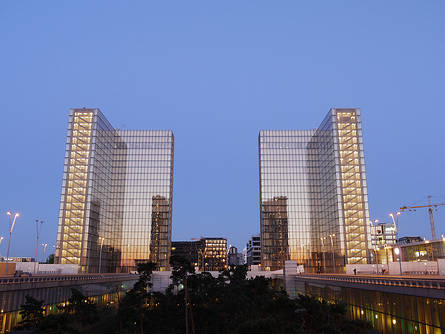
xmin=400 ymin=195 xmax=445 ymax=240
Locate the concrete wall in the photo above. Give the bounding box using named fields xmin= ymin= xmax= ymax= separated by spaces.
xmin=438 ymin=259 xmax=445 ymax=276
xmin=15 ymin=263 xmax=79 ymax=274
xmin=346 ymin=264 xmax=388 ymax=275
xmin=388 ymin=261 xmax=438 ymax=275
xmin=151 ymin=272 xmax=172 ymax=293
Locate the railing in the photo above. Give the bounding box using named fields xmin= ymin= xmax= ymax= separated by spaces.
xmin=0 ymin=273 xmax=137 ymax=285
xmin=298 ymin=274 xmax=445 ymax=290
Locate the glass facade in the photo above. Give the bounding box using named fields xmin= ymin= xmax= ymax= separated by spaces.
xmin=259 ymin=108 xmax=370 ymax=272
xmin=116 ymin=130 xmax=174 ymax=272
xmin=56 ymin=109 xmax=174 ymax=273
xmin=171 ymin=238 xmax=227 ymax=271
xmin=201 ymin=238 xmax=227 ymax=271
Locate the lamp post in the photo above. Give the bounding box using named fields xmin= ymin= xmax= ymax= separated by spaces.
xmin=389 ymin=212 xmax=401 ymax=244
xmin=98 ymin=237 xmax=105 ymax=273
xmin=5 ymin=212 xmax=20 ymax=275
xmin=328 ymin=234 xmax=336 ymax=273
xmin=0 ymin=236 xmax=4 ymax=258
xmin=394 ymin=247 xmax=402 ymax=275
xmin=390 ymin=212 xmax=402 ymax=274
xmin=34 ymin=219 xmax=44 ymax=273
xmin=320 ymin=237 xmax=327 ymax=273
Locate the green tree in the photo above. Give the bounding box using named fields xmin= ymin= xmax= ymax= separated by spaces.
xmin=18 ymin=295 xmax=44 ymax=328
xmin=117 ymin=261 xmax=157 ymax=334
xmin=64 ymin=288 xmax=97 ymax=323
xmin=46 ymin=253 xmax=55 ymax=264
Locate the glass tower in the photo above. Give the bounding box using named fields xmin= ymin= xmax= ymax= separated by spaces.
xmin=55 ymin=109 xmax=174 ymax=273
xmin=259 ymin=108 xmax=370 ymax=272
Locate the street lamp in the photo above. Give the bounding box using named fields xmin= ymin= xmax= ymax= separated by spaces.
xmin=394 ymin=247 xmax=402 ymax=275
xmin=389 ymin=212 xmax=401 ymax=244
xmin=320 ymin=237 xmax=327 ymax=273
xmin=98 ymin=237 xmax=105 ymax=273
xmin=34 ymin=219 xmax=44 ymax=273
xmin=328 ymin=234 xmax=336 ymax=273
xmin=5 ymin=211 xmax=20 ymax=275
xmin=0 ymin=236 xmax=4 ymax=258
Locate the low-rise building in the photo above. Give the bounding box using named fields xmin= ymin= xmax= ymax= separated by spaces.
xmin=400 ymin=239 xmax=445 ymax=262
xmin=246 ymin=235 xmax=261 ymax=266
xmin=0 ymin=257 xmax=35 ymax=262
xmin=370 ymin=222 xmax=397 ymax=246
xmin=202 ymin=238 xmax=227 ymax=271
xmin=398 ymin=236 xmax=423 ymax=245
xmin=227 ymin=246 xmax=244 ymax=266
xmin=171 ymin=241 xmax=203 ymax=267
xmin=171 ymin=238 xmax=227 ymax=271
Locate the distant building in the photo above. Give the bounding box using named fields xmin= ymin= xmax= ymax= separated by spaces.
xmin=242 ymin=247 xmax=247 ymax=264
xmin=246 ymin=235 xmax=261 ymax=266
xmin=171 ymin=238 xmax=227 ymax=271
xmin=202 ymin=238 xmax=227 ymax=271
xmin=227 ymin=246 xmax=244 ymax=266
xmin=400 ymin=239 xmax=445 ymax=262
xmin=398 ymin=236 xmax=423 ymax=245
xmin=171 ymin=240 xmax=203 ymax=267
xmin=370 ymin=222 xmax=397 ymax=246
xmin=0 ymin=257 xmax=35 ymax=263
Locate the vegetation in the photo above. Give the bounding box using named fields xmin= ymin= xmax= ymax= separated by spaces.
xmin=15 ymin=258 xmax=372 ymax=334
xmin=18 ymin=295 xmax=44 ymax=329
xmin=45 ymin=254 xmax=55 ymax=264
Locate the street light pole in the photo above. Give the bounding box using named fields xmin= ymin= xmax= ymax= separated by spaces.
xmin=0 ymin=236 xmax=4 ymax=258
xmin=34 ymin=219 xmax=44 ymax=273
xmin=394 ymin=247 xmax=402 ymax=275
xmin=98 ymin=237 xmax=105 ymax=273
xmin=390 ymin=212 xmax=402 ymax=275
xmin=320 ymin=237 xmax=326 ymax=273
xmin=5 ymin=212 xmax=20 ymax=275
xmin=389 ymin=212 xmax=401 ymax=244
xmin=328 ymin=234 xmax=336 ymax=273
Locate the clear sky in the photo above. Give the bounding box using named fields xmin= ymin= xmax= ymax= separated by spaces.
xmin=1 ymin=1 xmax=444 ymax=259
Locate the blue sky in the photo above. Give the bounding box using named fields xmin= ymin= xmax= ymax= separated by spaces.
xmin=1 ymin=1 xmax=444 ymax=258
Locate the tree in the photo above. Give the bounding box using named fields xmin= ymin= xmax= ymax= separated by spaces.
xmin=117 ymin=261 xmax=157 ymax=334
xmin=169 ymin=255 xmax=195 ymax=287
xmin=19 ymin=295 xmax=44 ymax=328
xmin=46 ymin=254 xmax=55 ymax=264
xmin=64 ymin=288 xmax=97 ymax=323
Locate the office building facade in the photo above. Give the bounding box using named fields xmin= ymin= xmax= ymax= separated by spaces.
xmin=227 ymin=246 xmax=244 ymax=266
xmin=55 ymin=108 xmax=174 ymax=273
xmin=259 ymin=108 xmax=371 ymax=272
xmin=370 ymin=222 xmax=397 ymax=247
xmin=246 ymin=235 xmax=261 ymax=266
xmin=171 ymin=238 xmax=227 ymax=271
xmin=201 ymin=238 xmax=227 ymax=271
xmin=171 ymin=240 xmax=203 ymax=267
